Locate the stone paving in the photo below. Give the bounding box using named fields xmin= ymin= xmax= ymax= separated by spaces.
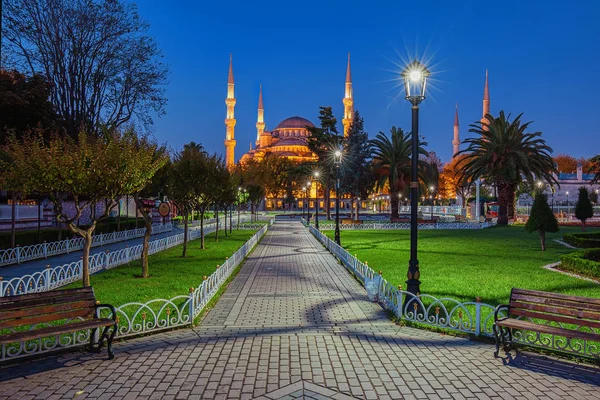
xmin=1 ymin=221 xmax=600 ymax=399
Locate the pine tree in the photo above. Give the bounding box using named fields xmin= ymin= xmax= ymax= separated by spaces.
xmin=575 ymin=187 xmax=594 ymax=231
xmin=525 ymin=193 xmax=559 ymax=251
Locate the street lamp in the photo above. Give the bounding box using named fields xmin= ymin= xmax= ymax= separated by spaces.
xmin=566 ymin=191 xmax=569 ymax=218
xmin=334 ymin=150 xmax=342 ymax=245
xmin=302 ymin=186 xmax=307 ymax=220
xmin=313 ymin=171 xmax=320 ymax=230
xmin=306 ymin=181 xmax=312 ymax=224
xmin=402 ymin=59 xmax=430 ymax=296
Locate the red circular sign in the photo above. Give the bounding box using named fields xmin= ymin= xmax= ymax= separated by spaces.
xmin=158 ymin=202 xmax=170 ymax=217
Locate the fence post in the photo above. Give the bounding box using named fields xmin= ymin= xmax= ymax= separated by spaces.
xmin=66 ymin=240 xmax=70 ymax=254
xmin=0 ymin=277 xmax=3 ymax=297
xmin=45 ymin=265 xmax=51 ymax=289
xmin=43 ymin=241 xmax=48 ymax=258
xmin=188 ymin=287 xmax=195 ymax=323
xmin=125 ymin=245 xmax=130 ymax=263
xmin=475 ymin=296 xmax=481 ymax=336
xmin=396 ymin=285 xmax=403 ymax=320
xmin=100 ymin=233 xmax=103 ymax=247
xmin=105 ymin=250 xmax=110 ymax=270
xmin=16 ymin=246 xmax=20 ymax=264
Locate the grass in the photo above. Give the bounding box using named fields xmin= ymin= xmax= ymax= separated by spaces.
xmin=324 ymin=225 xmax=600 ymax=306
xmin=64 ymin=229 xmax=256 ymax=306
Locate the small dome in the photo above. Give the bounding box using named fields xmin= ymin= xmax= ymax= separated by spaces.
xmin=275 ymin=116 xmax=315 ymax=130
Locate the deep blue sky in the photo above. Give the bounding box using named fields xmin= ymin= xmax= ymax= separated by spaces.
xmin=138 ymin=0 xmax=600 ymax=164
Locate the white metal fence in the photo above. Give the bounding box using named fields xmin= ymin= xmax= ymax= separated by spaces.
xmin=0 ymin=218 xmax=264 ymax=297
xmin=308 ymin=226 xmax=599 ymax=359
xmin=313 ymin=221 xmax=494 ymax=230
xmin=0 ymin=222 xmax=272 ymax=361
xmin=0 ymin=224 xmax=173 ymax=267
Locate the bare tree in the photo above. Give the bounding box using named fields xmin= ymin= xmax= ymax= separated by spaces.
xmin=2 ymin=0 xmax=168 ymax=137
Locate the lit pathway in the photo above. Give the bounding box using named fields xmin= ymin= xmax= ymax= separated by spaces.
xmin=1 ymin=221 xmax=599 ymax=399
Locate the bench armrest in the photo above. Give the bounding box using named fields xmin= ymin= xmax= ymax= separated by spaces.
xmin=494 ymin=304 xmax=510 ymax=323
xmin=95 ymin=303 xmax=117 ymax=323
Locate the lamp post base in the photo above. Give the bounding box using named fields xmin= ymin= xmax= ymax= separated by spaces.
xmin=334 ymin=229 xmax=340 ymax=245
xmin=406 ymin=259 xmax=420 ymax=295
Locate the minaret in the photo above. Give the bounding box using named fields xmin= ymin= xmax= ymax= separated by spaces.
xmin=452 ymin=103 xmax=460 ymax=157
xmin=342 ymin=52 xmax=354 ymax=137
xmin=224 ymin=54 xmax=236 ymax=170
xmin=255 ymin=83 xmax=265 ymax=146
xmin=480 ymin=69 xmax=490 ymax=130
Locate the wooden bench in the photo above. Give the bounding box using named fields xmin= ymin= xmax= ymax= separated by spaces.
xmin=493 ymin=288 xmax=600 ymax=358
xmin=0 ymin=287 xmax=118 ymax=360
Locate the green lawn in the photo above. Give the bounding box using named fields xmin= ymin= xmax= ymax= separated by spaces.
xmin=65 ymin=229 xmax=256 ymax=306
xmin=325 ymin=226 xmax=600 ymax=305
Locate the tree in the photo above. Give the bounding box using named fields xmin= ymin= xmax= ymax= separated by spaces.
xmin=0 ymin=70 xmax=57 ymax=144
xmin=340 ymin=110 xmax=374 ymax=221
xmin=134 ymin=156 xmax=170 ymax=278
xmin=457 ymin=111 xmax=558 ymax=225
xmin=371 ymin=126 xmax=428 ymax=220
xmin=168 ymin=142 xmax=207 ymax=257
xmin=553 ymin=154 xmax=578 ymax=174
xmin=575 ymin=187 xmax=594 ymax=232
xmin=1 ymin=128 xmax=166 ymax=286
xmin=307 ymin=106 xmax=340 ymax=219
xmin=591 ymin=155 xmax=600 ymax=184
xmin=525 ymin=194 xmax=559 ymax=251
xmin=3 ymin=0 xmax=168 ymax=138
xmin=439 ymin=154 xmax=473 ymax=205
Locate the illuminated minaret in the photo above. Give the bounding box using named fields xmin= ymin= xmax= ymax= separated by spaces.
xmin=342 ymin=52 xmax=354 ymax=137
xmin=224 ymin=54 xmax=236 ymax=170
xmin=452 ymin=103 xmax=460 ymax=157
xmin=255 ymin=83 xmax=265 ymax=146
xmin=480 ymin=69 xmax=490 ymax=130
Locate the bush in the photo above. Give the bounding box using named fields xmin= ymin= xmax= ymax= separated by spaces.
xmin=563 ymin=232 xmax=600 ymax=248
xmin=560 ymin=248 xmax=600 ymax=278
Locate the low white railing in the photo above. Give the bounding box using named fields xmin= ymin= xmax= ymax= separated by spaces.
xmin=312 ymin=221 xmax=494 ymax=230
xmin=0 ymin=223 xmax=173 ymax=267
xmin=0 ymin=222 xmax=271 ymax=361
xmin=308 ymin=226 xmax=599 ymax=359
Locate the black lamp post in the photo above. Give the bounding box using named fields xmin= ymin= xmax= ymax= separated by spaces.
xmin=306 ymin=181 xmax=311 ymax=225
xmin=313 ymin=171 xmax=320 ymax=230
xmin=402 ymin=59 xmax=430 ymax=296
xmin=334 ymin=150 xmax=342 ymax=245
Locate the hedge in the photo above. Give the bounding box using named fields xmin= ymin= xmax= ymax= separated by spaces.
xmin=562 ymin=232 xmax=600 ymax=248
xmin=560 ymin=248 xmax=600 ymax=278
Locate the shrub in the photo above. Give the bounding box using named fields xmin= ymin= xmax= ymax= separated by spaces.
xmin=560 ymin=248 xmax=600 ymax=278
xmin=563 ymin=232 xmax=600 ymax=248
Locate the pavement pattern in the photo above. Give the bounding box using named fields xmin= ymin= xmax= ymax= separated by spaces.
xmin=1 ymin=221 xmax=599 ymax=399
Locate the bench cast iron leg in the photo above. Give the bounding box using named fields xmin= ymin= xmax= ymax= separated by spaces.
xmin=493 ymin=324 xmax=501 ymax=358
xmin=106 ymin=324 xmax=117 ymax=360
xmin=89 ymin=327 xmax=99 ymax=353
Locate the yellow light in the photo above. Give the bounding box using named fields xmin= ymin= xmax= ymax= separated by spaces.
xmin=335 ymin=150 xmax=341 ymax=157
xmin=409 ymin=70 xmax=422 ymax=82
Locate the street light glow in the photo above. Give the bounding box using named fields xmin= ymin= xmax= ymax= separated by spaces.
xmin=409 ymin=70 xmax=421 ymax=82
xmin=334 ymin=150 xmax=341 ymax=158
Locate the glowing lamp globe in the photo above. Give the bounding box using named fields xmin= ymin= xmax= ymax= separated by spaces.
xmin=401 ymin=59 xmax=431 ymax=105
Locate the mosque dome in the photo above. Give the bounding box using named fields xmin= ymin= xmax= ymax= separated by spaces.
xmin=274 ymin=116 xmax=315 ymax=130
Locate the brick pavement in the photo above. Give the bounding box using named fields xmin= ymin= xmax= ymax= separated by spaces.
xmin=1 ymin=221 xmax=599 ymax=399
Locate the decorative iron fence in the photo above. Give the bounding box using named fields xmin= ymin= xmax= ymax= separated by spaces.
xmin=311 ymin=221 xmax=494 ymax=230
xmin=308 ymin=226 xmax=599 ymax=359
xmin=0 ymin=222 xmax=271 ymax=361
xmin=0 ymin=219 xmax=270 ymax=297
xmin=0 ymin=223 xmax=173 ymax=267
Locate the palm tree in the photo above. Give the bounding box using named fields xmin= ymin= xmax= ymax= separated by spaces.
xmin=457 ymin=111 xmax=558 ymax=225
xmin=371 ymin=126 xmax=428 ymax=219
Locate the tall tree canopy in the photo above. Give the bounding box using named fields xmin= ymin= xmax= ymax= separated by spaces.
xmin=371 ymin=126 xmax=428 ymax=220
xmin=457 ymin=111 xmax=557 ymax=225
xmin=3 ymin=0 xmax=168 ymax=137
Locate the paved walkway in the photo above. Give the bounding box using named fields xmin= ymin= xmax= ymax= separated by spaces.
xmin=1 ymin=221 xmax=599 ymax=399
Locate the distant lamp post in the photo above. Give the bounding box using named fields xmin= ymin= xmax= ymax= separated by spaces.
xmin=566 ymin=191 xmax=569 ymax=218
xmin=313 ymin=172 xmax=320 ymax=230
xmin=334 ymin=150 xmax=342 ymax=245
xmin=402 ymin=59 xmax=430 ymax=296
xmin=302 ymin=186 xmax=307 ymax=220
xmin=306 ymin=181 xmax=312 ymax=224
xmin=429 ymin=186 xmax=435 ymax=220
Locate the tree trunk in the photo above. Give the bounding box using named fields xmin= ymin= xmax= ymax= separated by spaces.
xmin=117 ymin=198 xmax=121 ymax=231
xmin=539 ymin=229 xmax=546 ymax=251
xmin=582 ymin=220 xmax=586 ymax=232
xmin=390 ymin=189 xmax=400 ymax=219
xmin=497 ymin=178 xmax=515 ymax=225
xmin=81 ymin=231 xmax=93 ymax=287
xmin=325 ymin=180 xmax=331 ymax=220
xmin=200 ymin=211 xmax=205 ymax=249
xmin=10 ymin=191 xmax=16 ymax=248
xmin=215 ymin=205 xmax=219 ymax=242
xmin=224 ymin=206 xmax=228 ymax=237
xmin=356 ymin=197 xmax=360 ymax=221
xmin=182 ymin=211 xmax=188 ymax=257
xmin=141 ymin=215 xmax=152 ymax=278
xmin=229 ymin=206 xmax=233 ymax=234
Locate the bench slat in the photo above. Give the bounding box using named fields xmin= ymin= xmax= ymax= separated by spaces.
xmin=0 ymin=300 xmax=96 ymax=322
xmin=0 ymin=308 xmax=95 ymax=330
xmin=496 ymin=318 xmax=600 ymax=342
xmin=0 ymin=287 xmax=93 ymax=304
xmin=509 ymin=300 xmax=600 ymax=322
xmin=0 ymin=291 xmax=96 ymax=312
xmin=510 ymin=308 xmax=600 ymax=330
xmin=0 ymin=318 xmax=115 ymax=345
xmin=511 ymin=288 xmax=600 ymax=307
